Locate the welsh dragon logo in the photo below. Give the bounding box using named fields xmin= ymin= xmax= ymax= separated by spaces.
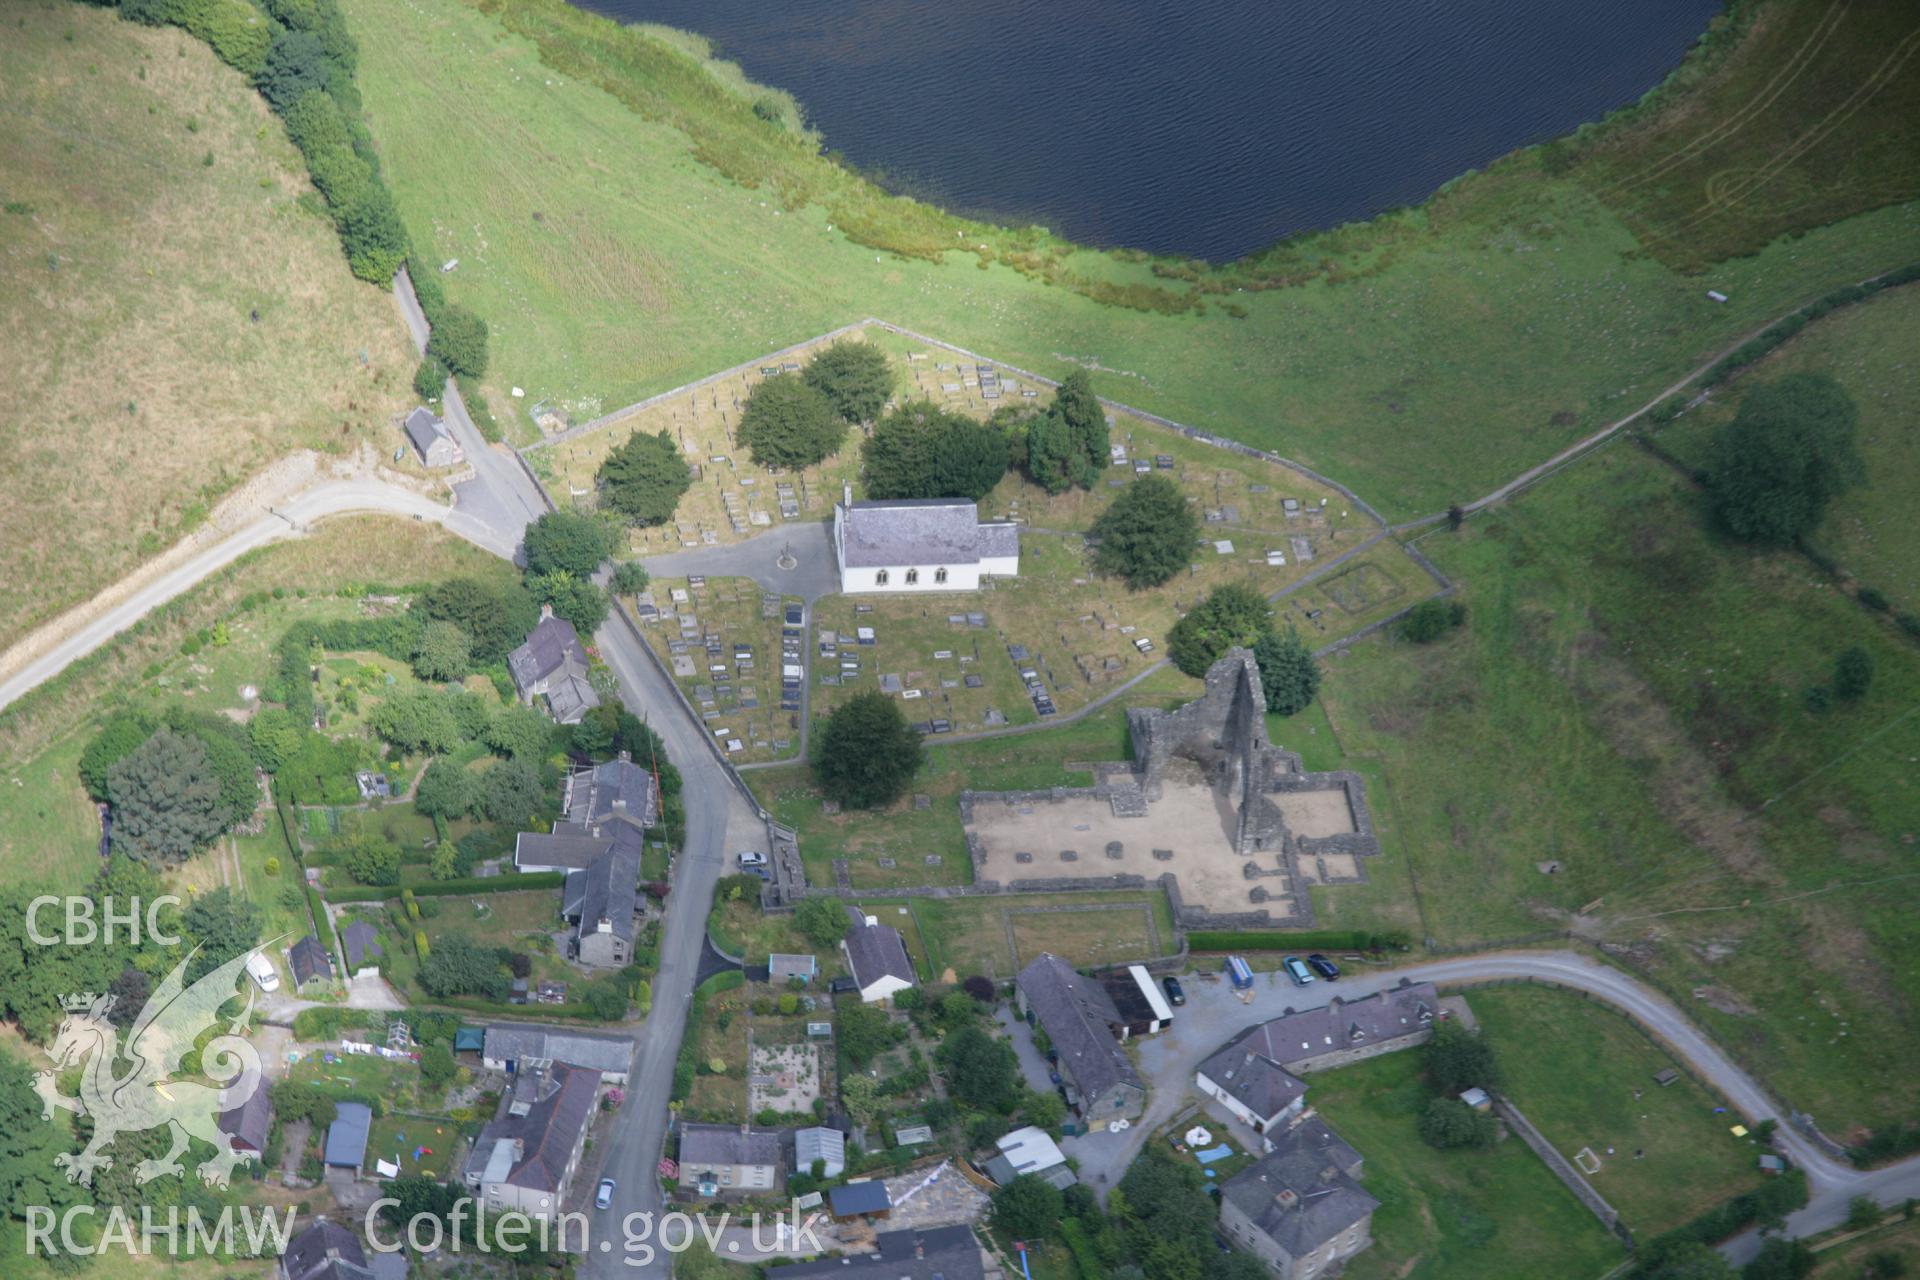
xmin=34 ymin=945 xmax=272 ymax=1188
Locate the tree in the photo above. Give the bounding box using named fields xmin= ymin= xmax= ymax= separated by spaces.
xmin=1740 ymin=1237 xmax=1813 ymax=1280
xmin=528 ymin=570 xmax=610 ymax=633
xmin=812 ymin=691 xmax=924 ymax=809
xmin=837 ymin=1001 xmax=900 ymax=1069
xmin=165 ymin=709 xmax=263 ymax=826
xmin=582 ymin=979 xmax=628 ymax=1020
xmin=480 ymin=759 xmax=545 ymax=826
xmin=1090 ymin=475 xmax=1198 ymax=589
xmin=1024 ymin=407 xmax=1093 ymax=495
xmin=1401 ymin=598 xmax=1467 ymax=643
xmin=1424 ymin=1020 xmax=1501 ymax=1095
xmin=795 ymin=897 xmax=851 ymax=948
xmin=370 ymin=690 xmax=462 ymax=755
xmin=1861 ymin=1250 xmax=1909 ymax=1279
xmin=803 ymin=341 xmax=894 ymax=425
xmin=80 ymin=711 xmax=156 ymax=801
xmin=523 ymin=511 xmax=614 ymax=578
xmin=486 ymin=704 xmax=556 ymax=763
xmin=1167 ymin=583 xmax=1273 ymax=677
xmin=598 ymin=429 xmax=692 ymax=527
xmin=1023 ymin=1088 xmax=1065 ymax=1132
xmin=256 ymin=29 xmax=331 ymax=113
xmin=336 ymin=834 xmax=403 ymax=886
xmin=248 ymin=708 xmax=306 ymax=773
xmin=1833 ymin=646 xmax=1874 ymax=701
xmin=418 ymin=934 xmax=508 ymax=1000
xmin=962 ymin=975 xmax=996 ymax=1002
xmin=413 ymin=356 xmax=448 ymax=401
xmin=411 ymin=620 xmax=471 ymax=682
xmin=426 ymin=305 xmax=489 ymax=379
xmin=108 ymin=729 xmax=230 ymax=866
xmin=1053 ymin=371 xmax=1109 ymax=474
xmin=938 ymin=1026 xmax=1022 ymax=1113
xmin=337 ymin=183 xmax=410 ymax=285
xmin=609 ymin=562 xmax=651 ymax=596
xmin=0 ymin=1054 xmax=85 ymax=1243
xmin=417 ymin=577 xmax=540 ymax=665
xmin=840 ymin=1074 xmax=880 ymax=1129
xmin=1417 ymin=1097 xmax=1498 ymax=1149
xmin=738 ymin=374 xmax=846 ymax=469
xmin=1706 ymin=372 xmax=1863 ymax=546
xmin=419 ymin=1042 xmax=456 ymax=1091
xmin=992 ymin=1174 xmax=1063 ymax=1240
xmin=863 ymin=402 xmax=1008 ymax=500
xmin=1847 ymin=1196 xmax=1886 ymax=1231
xmin=415 ymin=760 xmax=479 ymax=820
xmin=1251 ymin=627 xmax=1321 ymax=716
xmin=181 ymin=887 xmax=263 ymax=981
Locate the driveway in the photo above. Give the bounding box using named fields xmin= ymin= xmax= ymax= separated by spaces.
xmin=641 ymin=521 xmax=839 ymax=602
xmin=995 ymin=1004 xmax=1056 ymax=1096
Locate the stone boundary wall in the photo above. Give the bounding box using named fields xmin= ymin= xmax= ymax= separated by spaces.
xmin=1494 ymin=1097 xmax=1633 ymax=1246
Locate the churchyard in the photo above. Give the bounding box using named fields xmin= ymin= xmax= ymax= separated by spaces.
xmin=633 ymin=574 xmax=807 ymax=764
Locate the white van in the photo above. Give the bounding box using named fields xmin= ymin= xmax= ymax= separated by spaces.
xmin=245 ymin=953 xmax=280 ymax=993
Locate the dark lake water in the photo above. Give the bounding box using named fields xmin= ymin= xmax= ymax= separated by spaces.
xmin=571 ymin=0 xmax=1720 ymax=261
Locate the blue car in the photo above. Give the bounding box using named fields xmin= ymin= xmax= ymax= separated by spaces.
xmin=1282 ymin=956 xmax=1315 ymax=987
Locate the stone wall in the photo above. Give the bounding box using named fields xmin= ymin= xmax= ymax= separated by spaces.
xmin=1494 ymin=1098 xmax=1632 ymax=1246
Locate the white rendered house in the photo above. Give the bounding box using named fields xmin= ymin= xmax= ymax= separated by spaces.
xmin=832 ymin=496 xmax=1019 ymax=594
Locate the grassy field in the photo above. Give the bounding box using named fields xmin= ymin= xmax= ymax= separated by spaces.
xmin=1313 ymin=1047 xmax=1625 ymax=1280
xmin=1467 ymin=985 xmax=1763 ymax=1236
xmin=750 ymin=664 xmax=1195 ymax=889
xmin=684 ymin=979 xmax=753 ymax=1121
xmin=861 ymin=889 xmax=1177 ymax=981
xmin=343 ymin=0 xmax=1919 ymax=522
xmin=1318 ymin=439 xmax=1920 ymax=1131
xmin=0 ymin=0 xmax=416 ymax=653
xmin=1811 ymin=1215 xmax=1920 ymax=1277
xmin=1653 ymin=282 xmax=1920 ymax=613
xmin=636 ymin=575 xmax=804 ymax=764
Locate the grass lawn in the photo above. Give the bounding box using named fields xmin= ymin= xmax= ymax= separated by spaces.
xmin=344 ymin=0 xmax=1919 ymax=523
xmin=1311 ymin=1049 xmax=1626 ymax=1280
xmin=0 ymin=0 xmax=415 ymax=653
xmin=288 ymin=1048 xmax=427 ymax=1110
xmin=1466 ymin=985 xmax=1763 ymax=1236
xmin=685 ymin=980 xmax=754 ymax=1121
xmin=750 ymin=663 xmax=1195 ymax=889
xmin=707 ymin=894 xmax=824 ymax=967
xmin=0 ymin=726 xmax=102 ymax=894
xmin=1653 ymin=282 xmax=1920 ymax=614
xmin=637 ymin=576 xmax=803 ymax=764
xmin=366 ymin=1112 xmax=458 ymax=1180
xmin=1321 ymin=439 xmax=1920 ymax=1132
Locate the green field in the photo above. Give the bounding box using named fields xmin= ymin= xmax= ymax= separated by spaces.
xmin=1654 ymin=282 xmax=1920 ymax=613
xmin=1312 ymin=1046 xmax=1625 ymax=1280
xmin=342 ymin=0 xmax=1920 ymax=521
xmin=1318 ymin=437 xmax=1920 ymax=1131
xmin=1467 ymin=985 xmax=1763 ymax=1236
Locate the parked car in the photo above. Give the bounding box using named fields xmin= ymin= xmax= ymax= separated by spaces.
xmin=737 ymin=850 xmax=768 ymax=867
xmin=596 ymin=1178 xmax=616 ymax=1210
xmin=1282 ymin=956 xmax=1315 ymax=987
xmin=1162 ymin=975 xmax=1187 ymax=1006
xmin=1307 ymin=953 xmax=1341 ymax=981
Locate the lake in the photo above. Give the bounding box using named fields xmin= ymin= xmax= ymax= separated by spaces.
xmin=571 ymin=0 xmax=1720 ymax=261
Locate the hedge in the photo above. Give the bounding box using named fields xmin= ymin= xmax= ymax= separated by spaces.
xmin=673 ymin=971 xmax=745 ymax=1101
xmin=1059 ymin=1219 xmax=1107 ymax=1280
xmin=1186 ymin=929 xmax=1411 ymax=954
xmin=322 ymin=871 xmax=566 ymax=903
xmin=414 ymin=930 xmax=430 ymax=960
xmin=306 ymin=886 xmax=336 ymax=953
xmin=1698 ymin=264 xmax=1920 ymax=394
xmin=1634 ymin=1168 xmax=1807 ymax=1266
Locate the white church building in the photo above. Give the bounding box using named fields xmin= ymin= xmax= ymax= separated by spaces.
xmin=831 ymin=495 xmax=1019 ymax=594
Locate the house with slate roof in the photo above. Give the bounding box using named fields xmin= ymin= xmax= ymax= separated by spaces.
xmin=462 ymin=1060 xmax=602 ymax=1220
xmin=831 ymin=496 xmax=1019 ymax=594
xmin=323 ymin=1102 xmax=372 ymax=1171
xmin=481 ymin=1023 xmax=634 ymax=1084
xmin=766 ymin=1225 xmax=985 ymax=1280
xmin=1014 ymin=953 xmax=1145 ymax=1130
xmin=287 ymin=935 xmax=333 ymax=990
xmin=1220 ymin=1115 xmax=1378 ymax=1280
xmin=839 ymin=907 xmax=917 ymax=1005
xmin=678 ymin=1122 xmax=787 ymax=1197
xmin=340 ymin=921 xmax=382 ymax=978
xmin=561 ymin=847 xmax=641 ymax=967
xmin=280 ymin=1220 xmax=377 ymax=1280
xmin=514 ymin=753 xmax=658 ymax=873
xmin=403 ymin=407 xmax=462 ymax=468
xmin=218 ymin=1083 xmax=273 ymax=1157
xmin=508 ymin=606 xmax=601 ymax=724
